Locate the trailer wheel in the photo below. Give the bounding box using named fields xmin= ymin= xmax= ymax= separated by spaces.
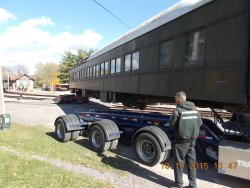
xmin=89 ymin=125 xmax=111 ymax=153
xmin=161 ymin=150 xmax=171 ymax=163
xmin=135 ymin=133 xmax=165 ymax=166
xmin=71 ymin=130 xmax=80 ymax=141
xmin=55 ymin=118 xmax=71 ymax=142
xmin=110 ymin=139 xmax=119 ymax=150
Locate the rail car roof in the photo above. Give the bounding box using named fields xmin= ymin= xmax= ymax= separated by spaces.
xmin=80 ymin=0 xmax=214 ymax=64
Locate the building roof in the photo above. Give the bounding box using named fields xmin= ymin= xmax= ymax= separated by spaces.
xmin=87 ymin=0 xmax=213 ymax=62
xmin=9 ymin=74 xmax=35 ymax=81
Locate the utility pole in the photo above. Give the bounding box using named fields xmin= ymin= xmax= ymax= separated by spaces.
xmin=7 ymin=71 xmax=10 ymax=90
xmin=0 ymin=61 xmax=6 ymax=114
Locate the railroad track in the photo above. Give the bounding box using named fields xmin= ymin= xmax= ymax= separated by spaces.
xmin=5 ymin=92 xmax=232 ymax=119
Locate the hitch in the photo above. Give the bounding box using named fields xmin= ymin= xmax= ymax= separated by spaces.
xmin=210 ymin=107 xmax=243 ymax=136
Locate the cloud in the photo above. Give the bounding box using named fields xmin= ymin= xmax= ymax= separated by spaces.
xmin=20 ymin=16 xmax=54 ymax=28
xmin=0 ymin=16 xmax=102 ymax=74
xmin=0 ymin=8 xmax=16 ymax=22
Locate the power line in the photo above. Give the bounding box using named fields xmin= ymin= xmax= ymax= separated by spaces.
xmin=91 ymin=0 xmax=132 ymax=29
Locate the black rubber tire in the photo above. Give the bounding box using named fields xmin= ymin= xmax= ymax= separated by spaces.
xmin=135 ymin=133 xmax=165 ymax=166
xmin=89 ymin=125 xmax=111 ymax=153
xmin=161 ymin=150 xmax=171 ymax=163
xmin=71 ymin=130 xmax=80 ymax=141
xmin=110 ymin=139 xmax=119 ymax=150
xmin=55 ymin=118 xmax=71 ymax=142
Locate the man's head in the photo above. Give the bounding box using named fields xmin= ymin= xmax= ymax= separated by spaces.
xmin=175 ymin=91 xmax=186 ymax=105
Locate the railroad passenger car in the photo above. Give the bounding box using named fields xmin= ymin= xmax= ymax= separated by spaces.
xmin=69 ymin=0 xmax=250 ymax=112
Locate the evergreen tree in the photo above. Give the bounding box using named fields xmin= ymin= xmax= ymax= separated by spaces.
xmin=58 ymin=49 xmax=94 ymax=83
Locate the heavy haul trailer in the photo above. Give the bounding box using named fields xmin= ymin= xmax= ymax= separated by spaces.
xmin=54 ymin=110 xmax=250 ymax=180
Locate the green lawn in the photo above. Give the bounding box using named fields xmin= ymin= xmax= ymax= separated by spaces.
xmin=0 ymin=151 xmax=112 ymax=188
xmin=0 ymin=123 xmax=131 ymax=187
xmin=0 ymin=124 xmax=127 ymax=175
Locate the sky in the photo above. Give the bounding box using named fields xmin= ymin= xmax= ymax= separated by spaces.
xmin=0 ymin=0 xmax=181 ymax=74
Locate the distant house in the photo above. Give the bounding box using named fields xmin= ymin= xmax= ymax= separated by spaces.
xmin=10 ymin=74 xmax=35 ymax=91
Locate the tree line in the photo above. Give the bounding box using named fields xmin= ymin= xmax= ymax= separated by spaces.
xmin=3 ymin=49 xmax=94 ymax=87
xmin=35 ymin=49 xmax=93 ymax=86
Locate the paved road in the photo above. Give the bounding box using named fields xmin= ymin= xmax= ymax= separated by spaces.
xmin=5 ymin=98 xmax=114 ymax=128
xmin=6 ymin=99 xmax=62 ymax=128
xmin=4 ymin=98 xmax=250 ymax=187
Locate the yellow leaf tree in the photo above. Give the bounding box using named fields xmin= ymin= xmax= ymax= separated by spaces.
xmin=35 ymin=62 xmax=60 ymax=87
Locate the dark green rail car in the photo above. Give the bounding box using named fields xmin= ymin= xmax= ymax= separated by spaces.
xmin=69 ymin=0 xmax=250 ymax=112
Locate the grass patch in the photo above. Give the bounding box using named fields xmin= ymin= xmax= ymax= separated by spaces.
xmin=0 ymin=124 xmax=128 ymax=176
xmin=0 ymin=151 xmax=112 ymax=188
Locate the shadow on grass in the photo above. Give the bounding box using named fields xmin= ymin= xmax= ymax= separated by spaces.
xmin=46 ymin=132 xmax=58 ymax=140
xmin=74 ymin=138 xmax=174 ymax=187
xmin=46 ymin=132 xmax=250 ymax=188
xmin=74 ymin=137 xmax=92 ymax=150
xmin=99 ymin=153 xmax=173 ymax=187
xmin=45 ymin=131 xmax=173 ymax=186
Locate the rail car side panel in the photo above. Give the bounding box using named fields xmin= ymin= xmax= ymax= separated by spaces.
xmin=156 ymin=65 xmax=245 ymax=104
xmin=69 ymin=0 xmax=249 ymax=107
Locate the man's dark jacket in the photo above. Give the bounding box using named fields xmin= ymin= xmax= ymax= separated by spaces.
xmin=170 ymin=101 xmax=202 ymax=143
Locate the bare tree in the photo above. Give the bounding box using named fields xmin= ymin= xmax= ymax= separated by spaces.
xmin=8 ymin=64 xmax=29 ymax=75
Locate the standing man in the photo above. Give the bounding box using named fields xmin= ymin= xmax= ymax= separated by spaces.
xmin=169 ymin=91 xmax=202 ymax=188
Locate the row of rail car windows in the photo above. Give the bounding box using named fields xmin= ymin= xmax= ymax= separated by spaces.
xmin=71 ymin=29 xmax=205 ymax=80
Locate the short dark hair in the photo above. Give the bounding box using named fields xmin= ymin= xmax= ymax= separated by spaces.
xmin=175 ymin=91 xmax=186 ymax=102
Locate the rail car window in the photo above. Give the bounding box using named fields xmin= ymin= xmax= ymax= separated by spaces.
xmin=82 ymin=69 xmax=84 ymax=79
xmin=97 ymin=65 xmax=99 ymax=77
xmin=125 ymin=54 xmax=131 ymax=72
xmin=111 ymin=59 xmax=115 ymax=74
xmin=78 ymin=71 xmax=80 ymax=79
xmin=116 ymin=58 xmax=121 ymax=73
xmin=160 ymin=40 xmax=173 ymax=68
xmin=100 ymin=63 xmax=105 ymax=76
xmin=104 ymin=61 xmax=109 ymax=75
xmin=83 ymin=69 xmax=85 ymax=78
xmin=185 ymin=30 xmax=205 ymax=63
xmin=132 ymin=51 xmax=139 ymax=70
xmin=93 ymin=66 xmax=96 ymax=78
xmin=96 ymin=65 xmax=100 ymax=77
xmin=86 ymin=68 xmax=88 ymax=78
xmin=90 ymin=66 xmax=93 ymax=78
